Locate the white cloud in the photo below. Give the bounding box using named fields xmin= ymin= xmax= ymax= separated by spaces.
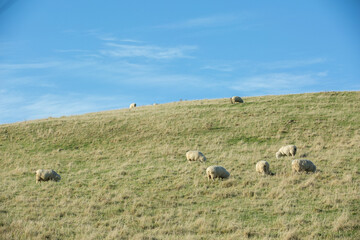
xmin=119 ymin=39 xmax=143 ymax=43
xmin=316 ymin=71 xmax=328 ymax=77
xmin=155 ymin=14 xmax=238 ymax=29
xmin=24 ymin=94 xmax=107 ymax=118
xmin=0 ymin=92 xmax=132 ymax=124
xmin=201 ymin=64 xmax=235 ymax=72
xmin=0 ymin=62 xmax=60 ymax=70
xmin=84 ymin=29 xmax=118 ymax=42
xmin=201 ymin=58 xmax=327 ymax=73
xmin=100 ymin=43 xmax=197 ymax=59
xmin=0 ymin=76 xmax=57 ymax=88
xmin=0 ymin=89 xmax=23 ymax=108
xmin=98 ymin=36 xmax=117 ymax=41
xmin=0 ymin=90 xmax=25 ymax=124
xmin=54 ymin=49 xmax=91 ymax=54
xmin=231 ymin=73 xmax=324 ymax=94
xmin=123 ymin=74 xmax=206 ymax=86
xmin=260 ymin=58 xmax=327 ymax=70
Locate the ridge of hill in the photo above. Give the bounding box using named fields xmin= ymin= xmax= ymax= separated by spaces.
xmin=1 ymin=91 xmax=359 ymax=239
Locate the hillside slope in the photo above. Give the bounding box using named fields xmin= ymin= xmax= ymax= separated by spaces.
xmin=1 ymin=91 xmax=359 ymax=239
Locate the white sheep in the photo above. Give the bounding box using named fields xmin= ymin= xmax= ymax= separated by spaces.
xmin=230 ymin=96 xmax=244 ymax=104
xmin=276 ymin=145 xmax=297 ymax=159
xmin=292 ymin=159 xmax=316 ymax=173
xmin=256 ymin=160 xmax=271 ymax=175
xmin=186 ymin=151 xmax=207 ymax=162
xmin=129 ymin=103 xmax=136 ymax=109
xmin=35 ymin=169 xmax=61 ymax=183
xmin=206 ymin=166 xmax=230 ymax=180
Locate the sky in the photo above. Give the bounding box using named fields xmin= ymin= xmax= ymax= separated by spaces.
xmin=0 ymin=0 xmax=359 ymax=124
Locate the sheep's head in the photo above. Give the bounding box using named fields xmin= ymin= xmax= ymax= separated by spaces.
xmin=53 ymin=173 xmax=61 ymax=182
xmin=276 ymin=151 xmax=282 ymax=159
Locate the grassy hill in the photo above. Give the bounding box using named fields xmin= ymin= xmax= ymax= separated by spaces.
xmin=0 ymin=91 xmax=359 ymax=239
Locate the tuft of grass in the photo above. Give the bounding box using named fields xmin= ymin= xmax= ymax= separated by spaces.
xmin=0 ymin=91 xmax=360 ymax=239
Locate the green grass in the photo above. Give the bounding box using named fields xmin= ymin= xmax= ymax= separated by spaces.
xmin=1 ymin=91 xmax=360 ymax=239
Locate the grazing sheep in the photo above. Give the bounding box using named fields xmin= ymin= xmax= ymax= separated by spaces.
xmin=186 ymin=151 xmax=207 ymax=162
xmin=129 ymin=103 xmax=136 ymax=109
xmin=35 ymin=169 xmax=61 ymax=183
xmin=256 ymin=160 xmax=271 ymax=175
xmin=230 ymin=96 xmax=244 ymax=104
xmin=276 ymin=145 xmax=297 ymax=159
xmin=206 ymin=166 xmax=230 ymax=180
xmin=292 ymin=159 xmax=316 ymax=173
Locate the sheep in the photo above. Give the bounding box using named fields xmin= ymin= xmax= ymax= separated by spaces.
xmin=186 ymin=150 xmax=207 ymax=162
xmin=292 ymin=159 xmax=316 ymax=173
xmin=129 ymin=103 xmax=136 ymax=109
xmin=35 ymin=169 xmax=61 ymax=183
xmin=256 ymin=160 xmax=271 ymax=175
xmin=206 ymin=165 xmax=230 ymax=180
xmin=276 ymin=145 xmax=297 ymax=159
xmin=230 ymin=96 xmax=244 ymax=104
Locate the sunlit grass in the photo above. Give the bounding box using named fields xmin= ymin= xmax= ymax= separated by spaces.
xmin=0 ymin=91 xmax=359 ymax=239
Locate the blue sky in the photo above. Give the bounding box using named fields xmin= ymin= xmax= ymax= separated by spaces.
xmin=1 ymin=0 xmax=359 ymax=124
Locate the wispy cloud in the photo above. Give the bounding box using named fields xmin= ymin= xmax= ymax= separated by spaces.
xmin=84 ymin=29 xmax=118 ymax=42
xmin=0 ymin=62 xmax=60 ymax=70
xmin=201 ymin=58 xmax=327 ymax=73
xmin=23 ymin=94 xmax=116 ymax=118
xmin=98 ymin=36 xmax=117 ymax=41
xmin=54 ymin=49 xmax=91 ymax=54
xmin=61 ymin=29 xmax=198 ymax=60
xmin=155 ymin=14 xmax=238 ymax=29
xmin=260 ymin=58 xmax=327 ymax=70
xmin=316 ymin=71 xmax=328 ymax=77
xmin=63 ymin=29 xmax=118 ymax=42
xmin=201 ymin=64 xmax=236 ymax=72
xmin=119 ymin=39 xmax=143 ymax=43
xmin=0 ymin=89 xmax=23 ymax=110
xmin=1 ymin=76 xmax=57 ymax=88
xmin=0 ymin=92 xmax=131 ymax=124
xmin=230 ymin=72 xmax=324 ymax=94
xmin=0 ymin=90 xmax=26 ymax=124
xmin=100 ymin=43 xmax=197 ymax=59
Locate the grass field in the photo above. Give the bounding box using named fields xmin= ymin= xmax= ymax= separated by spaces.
xmin=0 ymin=91 xmax=359 ymax=239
